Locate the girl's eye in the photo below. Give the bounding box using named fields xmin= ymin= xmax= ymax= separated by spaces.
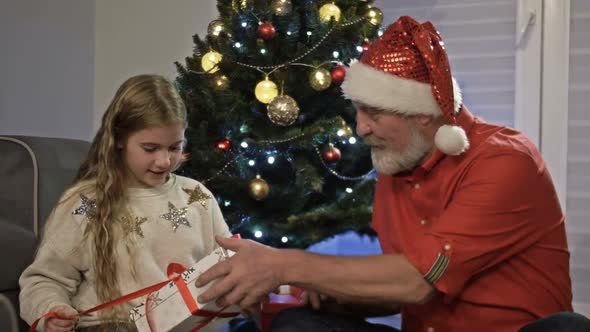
xmin=143 ymin=147 xmax=157 ymax=152
xmin=169 ymin=145 xmax=182 ymax=152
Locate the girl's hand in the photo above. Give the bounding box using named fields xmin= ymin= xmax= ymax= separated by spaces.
xmin=44 ymin=305 xmax=78 ymax=332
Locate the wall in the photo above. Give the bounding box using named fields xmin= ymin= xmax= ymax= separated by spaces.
xmin=0 ymin=0 xmax=95 ymax=140
xmin=94 ymin=0 xmax=217 ymax=131
xmin=0 ymin=0 xmax=217 ymax=140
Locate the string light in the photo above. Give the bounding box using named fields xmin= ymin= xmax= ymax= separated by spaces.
xmin=254 ymin=230 xmax=263 ymax=238
xmin=349 ymin=137 xmax=357 ymax=144
xmin=224 ymin=201 xmax=231 ymax=206
xmin=260 ymin=48 xmax=267 ymax=54
xmin=346 ymin=188 xmax=353 ymax=193
xmin=241 ymin=141 xmax=249 ymax=148
xmin=241 ymin=22 xmax=248 ymax=27
xmin=356 ymin=46 xmax=364 ymax=53
xmin=267 ymin=156 xmax=276 ymax=164
xmin=281 ymin=237 xmax=289 ymax=243
xmin=248 ymin=160 xmax=256 ymax=166
xmin=234 ymin=42 xmax=242 ymax=48
xmin=332 ymin=51 xmax=339 ymax=58
xmin=306 ymin=31 xmax=312 ymax=36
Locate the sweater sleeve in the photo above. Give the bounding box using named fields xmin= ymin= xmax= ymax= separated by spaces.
xmin=19 ymin=195 xmax=89 ymax=328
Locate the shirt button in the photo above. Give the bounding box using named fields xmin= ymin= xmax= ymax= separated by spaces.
xmin=420 ymin=219 xmax=427 ymax=225
xmin=444 ymin=243 xmax=452 ymax=251
xmin=414 ymin=183 xmax=421 ymax=189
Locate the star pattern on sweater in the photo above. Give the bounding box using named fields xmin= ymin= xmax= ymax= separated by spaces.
xmin=121 ymin=214 xmax=147 ymax=238
xmin=160 ymin=202 xmax=191 ymax=232
xmin=182 ymin=185 xmax=212 ymax=208
xmin=72 ymin=194 xmax=97 ymax=220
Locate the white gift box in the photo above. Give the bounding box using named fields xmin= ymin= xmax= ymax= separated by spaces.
xmin=129 ymin=247 xmax=240 ymax=332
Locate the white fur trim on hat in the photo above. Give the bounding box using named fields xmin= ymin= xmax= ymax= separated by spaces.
xmin=342 ymin=61 xmax=463 ymax=115
xmin=434 ymin=124 xmax=470 ymax=155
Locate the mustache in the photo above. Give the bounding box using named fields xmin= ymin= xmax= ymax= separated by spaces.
xmin=362 ymin=135 xmax=384 ymax=146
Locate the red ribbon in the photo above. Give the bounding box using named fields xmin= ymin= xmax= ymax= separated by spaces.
xmin=29 ymin=262 xmax=239 ymax=332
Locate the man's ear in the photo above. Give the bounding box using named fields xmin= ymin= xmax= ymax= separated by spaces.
xmin=414 ymin=114 xmax=438 ymax=128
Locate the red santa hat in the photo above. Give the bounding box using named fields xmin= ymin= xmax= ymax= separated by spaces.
xmin=342 ymin=16 xmax=469 ymax=155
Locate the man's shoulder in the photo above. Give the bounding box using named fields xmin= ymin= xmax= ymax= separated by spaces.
xmin=467 ymin=121 xmax=541 ymax=165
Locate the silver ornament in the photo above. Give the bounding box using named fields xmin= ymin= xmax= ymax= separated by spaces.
xmin=267 ymin=95 xmax=300 ymax=126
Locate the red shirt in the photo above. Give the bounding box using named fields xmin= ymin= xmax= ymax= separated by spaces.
xmin=372 ymin=108 xmax=572 ymax=332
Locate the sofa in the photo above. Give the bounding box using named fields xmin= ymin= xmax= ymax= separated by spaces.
xmin=0 ymin=135 xmax=91 ymax=331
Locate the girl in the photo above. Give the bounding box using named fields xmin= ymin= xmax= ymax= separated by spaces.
xmin=19 ymin=74 xmax=231 ymax=331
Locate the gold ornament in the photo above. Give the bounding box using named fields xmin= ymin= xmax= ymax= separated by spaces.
xmin=271 ymin=0 xmax=292 ymax=16
xmin=121 ymin=214 xmax=147 ymax=238
xmin=183 ymin=185 xmax=212 ymax=208
xmin=267 ymin=95 xmax=300 ymax=126
xmin=255 ymin=78 xmax=279 ymax=104
xmin=201 ymin=51 xmax=223 ymax=73
xmin=319 ymin=3 xmax=341 ymax=23
xmin=160 ymin=202 xmax=191 ymax=232
xmin=249 ymin=175 xmax=270 ymax=201
xmin=309 ymin=68 xmax=332 ymax=91
xmin=207 ymin=20 xmax=225 ymax=37
xmin=366 ymin=7 xmax=384 ymax=26
xmin=211 ymin=75 xmax=230 ymax=90
xmin=337 ymin=126 xmax=353 ymax=138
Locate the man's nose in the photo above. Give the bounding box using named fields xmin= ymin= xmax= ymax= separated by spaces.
xmin=356 ymin=112 xmax=371 ymax=137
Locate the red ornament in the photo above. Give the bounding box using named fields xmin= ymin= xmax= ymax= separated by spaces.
xmin=216 ymin=138 xmax=232 ymax=151
xmin=362 ymin=42 xmax=370 ymax=52
xmin=322 ymin=145 xmax=341 ymax=163
xmin=331 ymin=65 xmax=346 ymax=86
xmin=257 ymin=22 xmax=276 ymax=40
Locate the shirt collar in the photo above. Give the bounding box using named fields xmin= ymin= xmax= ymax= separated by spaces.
xmin=394 ymin=106 xmax=476 ymax=180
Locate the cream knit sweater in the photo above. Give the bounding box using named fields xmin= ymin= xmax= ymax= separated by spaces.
xmin=19 ymin=174 xmax=231 ymax=330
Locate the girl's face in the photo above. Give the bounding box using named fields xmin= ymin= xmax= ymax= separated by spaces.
xmin=120 ymin=124 xmax=185 ymax=188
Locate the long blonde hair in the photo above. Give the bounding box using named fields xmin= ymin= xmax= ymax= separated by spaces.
xmin=73 ymin=74 xmax=187 ymax=318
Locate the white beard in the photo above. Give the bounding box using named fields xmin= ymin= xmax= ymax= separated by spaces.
xmin=371 ymin=124 xmax=432 ymax=175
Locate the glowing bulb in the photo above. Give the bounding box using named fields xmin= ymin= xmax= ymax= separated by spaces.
xmin=319 ymin=3 xmax=341 ymax=22
xmin=254 ymin=230 xmax=263 ymax=238
xmin=306 ymin=31 xmax=312 ymax=36
xmin=241 ymin=22 xmax=248 ymax=27
xmin=241 ymin=141 xmax=249 ymax=148
xmin=332 ymin=51 xmax=340 ymax=58
xmin=281 ymin=237 xmax=288 ymax=243
xmin=255 ymin=78 xmax=278 ymax=104
xmin=248 ymin=160 xmax=256 ymax=166
xmin=260 ymin=48 xmax=267 ymax=54
xmin=286 ymin=31 xmax=292 ymax=35
xmin=337 ymin=129 xmax=346 ymax=137
xmin=346 ymin=188 xmax=353 ymax=193
xmin=201 ymin=51 xmax=223 ymax=73
xmin=224 ymin=201 xmax=231 ymax=207
xmin=356 ymin=46 xmax=364 ymax=53
xmin=234 ymin=42 xmax=242 ymax=48
xmin=267 ymin=156 xmax=275 ymax=164
xmin=349 ymin=137 xmax=357 ymax=144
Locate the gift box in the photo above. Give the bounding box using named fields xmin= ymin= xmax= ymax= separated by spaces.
xmin=129 ymin=247 xmax=240 ymax=332
xmin=260 ymin=285 xmax=303 ymax=332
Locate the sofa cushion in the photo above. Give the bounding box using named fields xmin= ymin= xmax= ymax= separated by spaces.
xmin=0 ymin=220 xmax=36 ymax=291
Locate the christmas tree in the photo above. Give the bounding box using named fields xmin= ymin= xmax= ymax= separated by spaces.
xmin=175 ymin=0 xmax=384 ymax=248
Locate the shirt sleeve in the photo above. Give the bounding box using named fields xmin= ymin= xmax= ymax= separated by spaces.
xmin=18 ymin=199 xmax=87 ymax=328
xmin=403 ymin=148 xmax=564 ymax=298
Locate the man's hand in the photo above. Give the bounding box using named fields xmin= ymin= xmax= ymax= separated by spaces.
xmin=44 ymin=305 xmax=78 ymax=332
xmin=299 ymin=290 xmax=328 ymax=311
xmin=195 ymin=236 xmax=283 ymax=309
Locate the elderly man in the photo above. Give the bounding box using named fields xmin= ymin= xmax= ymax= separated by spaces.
xmin=196 ymin=16 xmax=584 ymax=332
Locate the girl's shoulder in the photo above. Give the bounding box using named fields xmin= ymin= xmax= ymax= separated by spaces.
xmin=172 ymin=175 xmax=215 ymax=196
